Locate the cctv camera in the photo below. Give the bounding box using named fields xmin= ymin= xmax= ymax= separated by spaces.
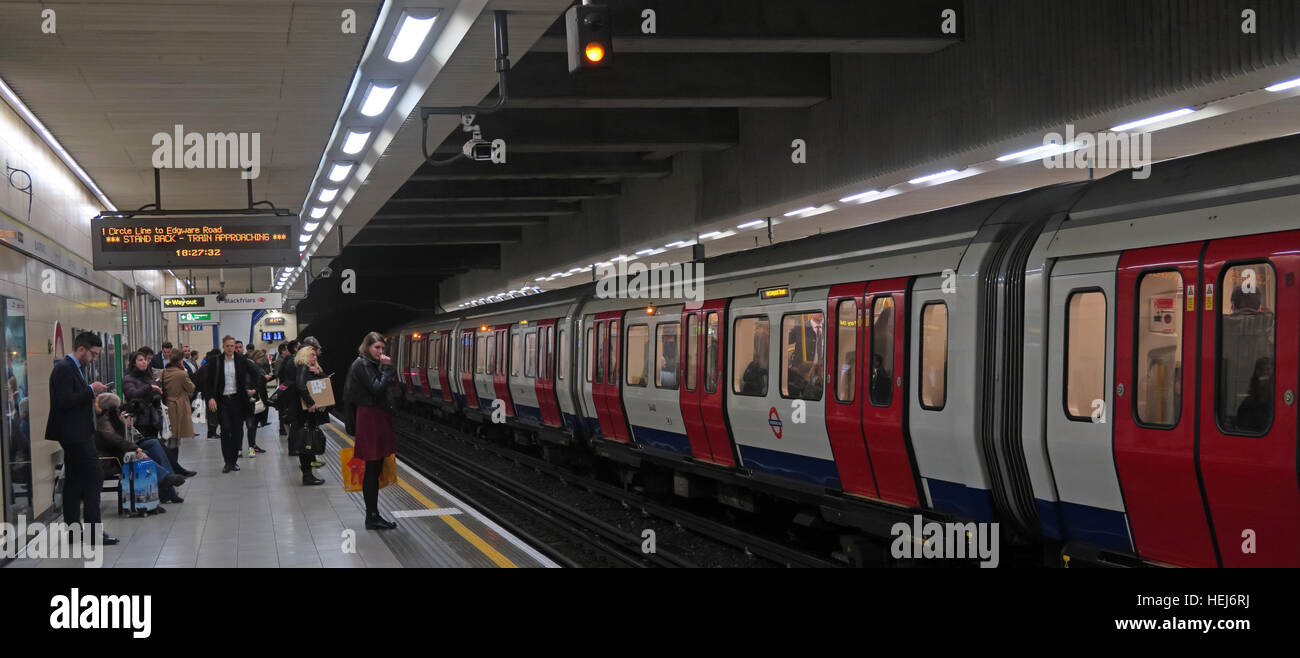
xmin=463 ymin=139 xmax=494 ymax=162
xmin=319 ymin=267 xmax=333 ymax=278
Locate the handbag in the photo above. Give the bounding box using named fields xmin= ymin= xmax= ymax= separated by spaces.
xmin=160 ymin=403 xmax=172 ymax=440
xmin=290 ymin=422 xmax=326 ymax=456
xmin=254 ymin=398 xmax=266 ymax=415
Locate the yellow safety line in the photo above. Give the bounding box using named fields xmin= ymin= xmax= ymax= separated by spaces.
xmin=326 ymin=425 xmax=517 ymax=568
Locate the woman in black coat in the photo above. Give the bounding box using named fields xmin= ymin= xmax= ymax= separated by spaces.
xmin=294 ymin=344 xmax=330 ymax=486
xmin=344 ymin=332 xmax=398 ymax=530
xmin=122 ymin=351 xmax=165 ymax=438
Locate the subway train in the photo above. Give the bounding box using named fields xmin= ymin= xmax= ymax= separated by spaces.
xmin=387 ymin=133 xmax=1300 ymax=568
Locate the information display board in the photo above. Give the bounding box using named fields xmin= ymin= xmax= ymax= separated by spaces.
xmin=162 ymin=293 xmax=283 ymax=311
xmin=92 ymin=216 xmax=297 ymax=269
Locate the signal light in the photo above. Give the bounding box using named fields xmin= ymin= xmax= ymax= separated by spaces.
xmin=566 ymin=3 xmax=611 ymax=73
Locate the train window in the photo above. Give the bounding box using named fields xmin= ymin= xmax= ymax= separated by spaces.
xmin=609 ymin=320 xmax=621 ymax=386
xmin=539 ymin=327 xmax=549 ymax=380
xmin=485 ymin=334 xmax=497 ymax=375
xmin=835 ymin=300 xmax=857 ymax=403
xmin=1135 ymin=271 xmax=1183 ymax=427
xmin=685 ymin=315 xmax=698 ymax=391
xmin=511 ymin=332 xmax=522 ymax=377
xmin=732 ymin=316 xmax=770 ymax=396
xmin=656 ymin=322 xmax=681 ymax=390
xmin=498 ymin=332 xmax=507 ymax=378
xmin=626 ymin=324 xmax=649 ymax=387
xmin=545 ymin=326 xmax=555 ymax=380
xmin=781 ymin=312 xmax=825 ymax=401
xmin=919 ymin=302 xmax=948 ymax=410
xmin=558 ymin=328 xmax=568 ymax=381
xmin=596 ymin=323 xmax=607 ymax=384
xmin=525 ymin=331 xmax=538 ymax=377
xmin=475 ymin=335 xmax=486 ymax=374
xmin=585 ymin=326 xmax=595 ymax=383
xmin=1064 ymin=290 xmax=1107 ymax=421
xmin=1217 ymin=263 xmax=1276 ymax=436
xmin=869 ymin=297 xmax=896 ymax=406
xmin=705 ymin=312 xmax=719 ymax=394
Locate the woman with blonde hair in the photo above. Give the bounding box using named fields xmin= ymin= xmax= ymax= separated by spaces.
xmin=293 ymin=344 xmax=330 ymax=485
xmin=343 ymin=332 xmax=397 ymax=529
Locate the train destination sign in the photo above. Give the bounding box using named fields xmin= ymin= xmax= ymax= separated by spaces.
xmin=92 ymin=216 xmax=297 ymax=269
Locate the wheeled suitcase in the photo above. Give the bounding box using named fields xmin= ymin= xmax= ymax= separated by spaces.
xmin=120 ymin=454 xmax=161 ymax=516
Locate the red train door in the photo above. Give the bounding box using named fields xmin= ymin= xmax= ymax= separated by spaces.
xmin=679 ymin=307 xmax=714 ymax=460
xmin=416 ymin=333 xmax=431 ymax=395
xmin=460 ymin=329 xmax=479 ymax=409
xmin=535 ymin=321 xmax=563 ymax=426
xmin=590 ymin=318 xmax=611 ymax=435
xmin=1198 ymin=231 xmax=1300 ymax=567
xmin=862 ymin=279 xmax=919 ymax=506
xmin=1113 ymin=243 xmax=1217 ymax=567
xmin=399 ymin=334 xmax=412 ymax=391
xmin=492 ymin=325 xmax=514 ymax=416
xmin=435 ymin=334 xmax=453 ymax=402
xmin=679 ymin=301 xmax=733 ymax=465
xmin=824 ymin=283 xmax=878 ymax=498
xmin=602 ymin=312 xmax=632 ymax=442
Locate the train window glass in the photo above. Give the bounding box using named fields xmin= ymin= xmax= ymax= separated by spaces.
xmin=1064 ymin=291 xmax=1107 ymax=421
xmin=511 ymin=332 xmax=522 ymax=377
xmin=558 ymin=328 xmax=568 ymax=381
xmin=544 ymin=326 xmax=553 ymax=380
xmin=685 ymin=315 xmax=698 ymax=391
xmin=835 ymin=300 xmax=857 ymax=403
xmin=585 ymin=326 xmax=595 ymax=383
xmin=869 ymin=297 xmax=896 ymax=406
xmin=539 ymin=327 xmax=549 ymax=380
xmin=485 ymin=335 xmax=497 ymax=375
xmin=1217 ymin=263 xmax=1276 ymax=435
xmin=656 ymin=322 xmax=680 ymax=390
xmin=626 ymin=324 xmax=649 ymax=387
xmin=781 ymin=312 xmax=826 ymax=401
xmin=525 ymin=331 xmax=538 ymax=378
xmin=475 ymin=335 xmax=485 ymax=374
xmin=705 ymin=312 xmax=719 ymax=394
xmin=499 ymin=333 xmax=508 ymax=378
xmin=609 ymin=320 xmax=621 ymax=386
xmin=1135 ymin=272 xmax=1183 ymax=427
xmin=732 ymin=316 xmax=770 ymax=396
xmin=919 ymin=302 xmax=948 ymax=410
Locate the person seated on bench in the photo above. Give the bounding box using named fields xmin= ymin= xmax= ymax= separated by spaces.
xmin=93 ymin=393 xmax=186 ymax=504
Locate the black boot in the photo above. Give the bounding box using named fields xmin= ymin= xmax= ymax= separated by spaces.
xmin=302 ymin=473 xmax=324 ymax=486
xmin=365 ymin=513 xmax=396 ymax=530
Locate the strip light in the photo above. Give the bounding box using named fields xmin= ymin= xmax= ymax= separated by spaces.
xmin=908 ymin=170 xmax=960 ymax=185
xmin=1110 ymin=108 xmax=1194 ymax=131
xmin=387 ymin=13 xmax=439 ymax=63
xmin=0 ymin=75 xmax=116 ymax=211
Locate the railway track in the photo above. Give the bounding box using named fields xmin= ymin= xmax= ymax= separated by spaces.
xmin=397 ymin=413 xmax=843 ymax=568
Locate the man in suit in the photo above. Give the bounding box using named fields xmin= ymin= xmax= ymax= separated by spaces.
xmin=205 ymin=335 xmax=257 ymax=473
xmin=148 ymin=342 xmax=172 ymax=370
xmin=46 ymin=331 xmax=117 ymax=545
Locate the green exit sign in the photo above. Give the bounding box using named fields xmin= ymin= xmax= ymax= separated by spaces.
xmin=179 ymin=312 xmax=213 ymax=322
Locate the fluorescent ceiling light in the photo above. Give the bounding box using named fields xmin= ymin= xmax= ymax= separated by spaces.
xmin=784 ymin=206 xmax=817 ymax=217
xmin=0 ymin=75 xmax=116 ymax=211
xmin=839 ymin=189 xmax=882 ymax=203
xmin=303 ymin=221 xmax=320 ymax=232
xmin=635 ymin=248 xmax=655 ymax=255
xmin=1266 ymin=77 xmax=1300 ymax=92
xmin=737 ymin=219 xmax=766 ymax=229
xmin=387 ymin=13 xmax=439 ymax=63
xmin=996 ymin=143 xmax=1076 ymax=162
xmin=298 ymin=244 xmax=307 ymax=252
xmin=328 ymin=162 xmax=354 ymax=182
xmin=665 ymin=240 xmax=696 ymax=249
xmin=359 ymin=82 xmax=398 ymax=117
xmin=341 ymin=129 xmax=371 ymax=155
xmin=702 ymin=230 xmax=736 ymax=240
xmin=309 ymin=206 xmax=327 ymax=219
xmin=908 ymin=170 xmax=961 ymax=185
xmin=318 ymin=187 xmax=339 ymax=203
xmin=299 ymin=234 xmax=312 ymax=243
xmin=1110 ymin=108 xmax=1195 ymax=131
xmin=534 ymin=276 xmax=545 ymax=281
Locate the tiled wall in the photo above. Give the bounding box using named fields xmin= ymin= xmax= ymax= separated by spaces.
xmin=1 ymin=91 xmax=180 ymax=520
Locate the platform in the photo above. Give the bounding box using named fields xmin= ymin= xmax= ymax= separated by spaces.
xmin=4 ymin=413 xmax=557 ymax=569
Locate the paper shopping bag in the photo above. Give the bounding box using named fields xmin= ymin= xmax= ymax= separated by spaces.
xmin=339 ymin=448 xmax=397 ymax=492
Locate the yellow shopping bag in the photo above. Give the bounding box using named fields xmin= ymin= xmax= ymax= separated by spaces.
xmin=339 ymin=448 xmax=397 ymax=492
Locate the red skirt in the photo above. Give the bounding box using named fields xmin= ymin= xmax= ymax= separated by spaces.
xmin=353 ymin=406 xmax=396 ymax=461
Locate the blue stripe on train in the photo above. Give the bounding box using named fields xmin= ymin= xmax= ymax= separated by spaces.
xmin=630 ymin=425 xmax=692 ymax=456
xmin=1036 ymin=498 xmax=1064 ymax=541
xmin=923 ymin=478 xmax=996 ymax=523
xmin=583 ymin=416 xmax=601 ymax=437
xmin=1057 ymin=500 xmax=1132 ymax=552
xmin=561 ymin=412 xmax=579 ymax=432
xmin=514 ymin=403 xmax=542 ymax=422
xmin=737 ymin=444 xmax=842 ymax=489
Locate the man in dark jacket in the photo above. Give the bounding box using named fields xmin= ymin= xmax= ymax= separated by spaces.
xmin=196 ymin=347 xmax=222 ymax=438
xmin=204 ymin=336 xmax=257 ymax=473
xmin=46 ymin=332 xmax=115 ymax=544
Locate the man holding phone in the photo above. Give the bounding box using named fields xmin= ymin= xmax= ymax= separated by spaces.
xmin=46 ymin=332 xmax=116 ymax=544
